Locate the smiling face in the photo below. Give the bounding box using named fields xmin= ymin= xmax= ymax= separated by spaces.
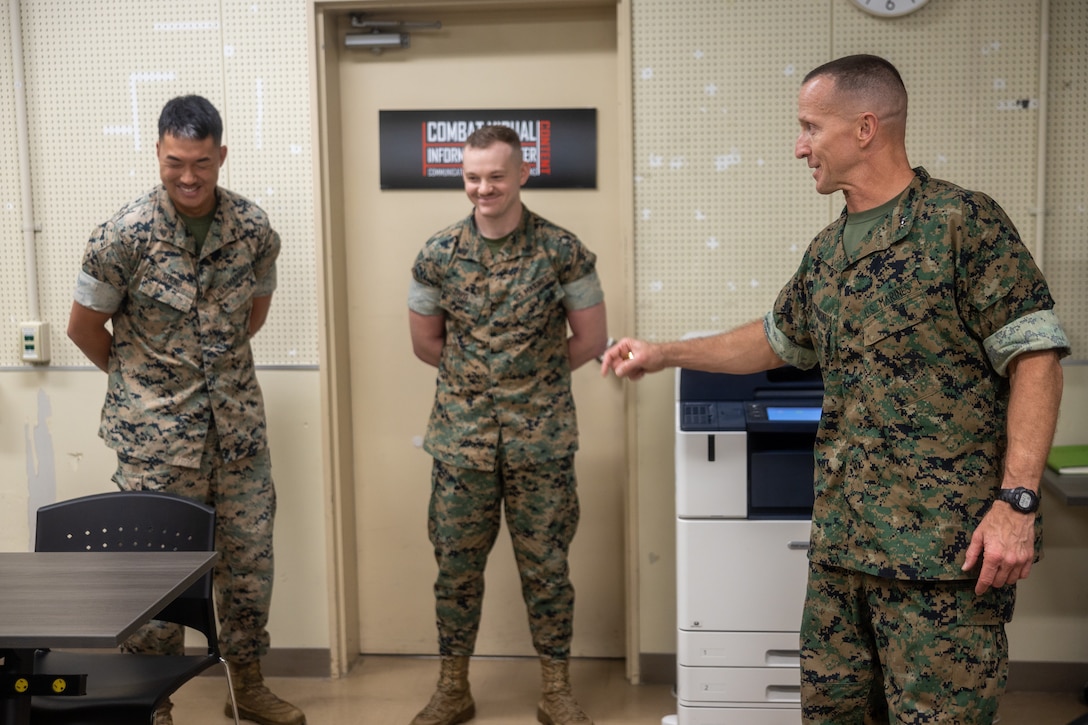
xmin=156 ymin=132 xmax=227 ymax=217
xmin=462 ymin=140 xmax=530 ymax=233
xmin=794 ymin=76 xmax=862 ymax=197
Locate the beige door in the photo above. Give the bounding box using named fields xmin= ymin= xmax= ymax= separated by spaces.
xmin=335 ymin=3 xmax=626 ymax=657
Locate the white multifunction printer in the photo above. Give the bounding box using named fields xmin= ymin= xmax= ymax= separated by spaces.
xmin=673 ymin=364 xmax=823 ymax=725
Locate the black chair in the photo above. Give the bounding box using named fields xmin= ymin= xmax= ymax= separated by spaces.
xmin=31 ymin=490 xmax=239 ymax=725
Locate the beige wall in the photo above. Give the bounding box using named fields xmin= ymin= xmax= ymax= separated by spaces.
xmin=0 ymin=369 xmax=329 ymax=651
xmin=1 ymin=0 xmax=1085 ymax=676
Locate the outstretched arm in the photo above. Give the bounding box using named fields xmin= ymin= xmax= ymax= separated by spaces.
xmin=600 ymin=319 xmax=785 ymax=381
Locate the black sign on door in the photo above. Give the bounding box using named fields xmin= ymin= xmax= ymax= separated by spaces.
xmin=379 ymin=108 xmax=597 ymax=190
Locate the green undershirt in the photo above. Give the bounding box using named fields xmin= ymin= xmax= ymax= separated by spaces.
xmin=843 ymin=195 xmax=898 ymax=258
xmin=482 ymin=233 xmax=512 ymax=254
xmin=177 ymin=210 xmax=216 ymax=256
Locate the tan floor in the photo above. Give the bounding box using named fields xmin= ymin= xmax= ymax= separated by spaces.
xmin=170 ymin=655 xmax=1087 ymax=724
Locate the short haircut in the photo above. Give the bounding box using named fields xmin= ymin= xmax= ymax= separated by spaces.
xmin=158 ymin=95 xmax=224 ymax=146
xmin=465 ymin=124 xmax=522 ymax=155
xmin=804 ymin=54 xmax=907 ymax=121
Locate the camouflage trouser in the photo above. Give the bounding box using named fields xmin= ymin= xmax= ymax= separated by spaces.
xmin=428 ymin=455 xmax=580 ymax=659
xmin=801 ymin=561 xmax=1012 ymax=724
xmin=112 ymin=427 xmax=276 ymax=664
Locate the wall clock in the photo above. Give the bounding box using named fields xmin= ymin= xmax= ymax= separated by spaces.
xmin=851 ymin=0 xmax=929 ymax=18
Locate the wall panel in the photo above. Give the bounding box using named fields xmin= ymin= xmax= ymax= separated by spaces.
xmin=8 ymin=0 xmax=316 ymax=368
xmin=1045 ymin=0 xmax=1088 ymax=358
xmin=222 ymin=0 xmax=318 ymax=365
xmin=632 ymin=0 xmax=1048 ymax=344
xmin=833 ymin=0 xmax=1041 ymax=260
xmin=20 ymin=0 xmax=223 ymax=367
xmin=632 ymin=1 xmax=829 ymax=341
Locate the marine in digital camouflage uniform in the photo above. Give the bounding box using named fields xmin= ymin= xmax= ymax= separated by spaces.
xmin=767 ymin=164 xmax=1067 ymax=723
xmin=68 ymin=95 xmax=304 ymax=725
xmin=408 ymin=125 xmax=607 ymax=725
xmin=601 ymin=56 xmax=1067 ymax=724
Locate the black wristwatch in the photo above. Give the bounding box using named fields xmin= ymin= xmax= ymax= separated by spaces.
xmin=995 ymin=487 xmax=1040 ymax=513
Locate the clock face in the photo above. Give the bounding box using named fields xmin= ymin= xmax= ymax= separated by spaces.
xmin=851 ymin=0 xmax=930 ymax=17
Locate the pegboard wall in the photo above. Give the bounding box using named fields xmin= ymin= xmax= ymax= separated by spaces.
xmin=631 ymin=0 xmax=829 ymax=338
xmin=631 ymin=0 xmax=1087 ymax=359
xmin=2 ymin=0 xmax=316 ymax=367
xmin=1043 ymin=0 xmax=1088 ymax=359
xmin=3 ymin=0 xmax=1085 ymax=366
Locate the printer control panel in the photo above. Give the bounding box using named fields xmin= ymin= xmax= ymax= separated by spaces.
xmin=744 ymin=401 xmax=821 ymax=432
xmin=680 ymin=401 xmax=745 ymax=432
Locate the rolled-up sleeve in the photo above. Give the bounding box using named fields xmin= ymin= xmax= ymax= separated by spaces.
xmin=408 ymin=278 xmax=441 ymax=316
xmin=764 ymin=311 xmax=818 ymax=371
xmin=984 ymin=309 xmax=1070 ymax=376
xmin=73 ymin=270 xmax=123 ymax=313
xmin=562 ymin=270 xmax=604 ymax=311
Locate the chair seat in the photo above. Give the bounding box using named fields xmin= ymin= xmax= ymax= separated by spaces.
xmin=31 ymin=649 xmax=222 ymax=722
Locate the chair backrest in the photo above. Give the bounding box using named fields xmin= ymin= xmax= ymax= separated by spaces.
xmin=35 ymin=491 xmax=218 ymax=650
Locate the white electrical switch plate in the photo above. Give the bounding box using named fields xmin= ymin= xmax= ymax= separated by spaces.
xmin=20 ymin=321 xmax=50 ymax=363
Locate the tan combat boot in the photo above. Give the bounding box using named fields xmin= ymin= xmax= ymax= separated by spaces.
xmin=224 ymin=660 xmax=306 ymax=725
xmin=152 ymin=698 xmax=173 ymax=725
xmin=410 ymin=655 xmax=476 ymax=725
xmin=536 ymin=657 xmax=593 ymax=725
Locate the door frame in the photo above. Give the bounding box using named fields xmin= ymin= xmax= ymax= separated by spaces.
xmin=306 ymin=0 xmax=637 ymax=679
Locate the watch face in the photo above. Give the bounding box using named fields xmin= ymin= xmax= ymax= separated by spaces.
xmin=852 ymin=0 xmax=930 ymax=17
xmin=1000 ymin=488 xmax=1038 ymax=512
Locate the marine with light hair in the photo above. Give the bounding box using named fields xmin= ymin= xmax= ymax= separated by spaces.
xmin=602 ymin=55 xmax=1067 ymax=724
xmin=408 ymin=124 xmax=608 ymax=725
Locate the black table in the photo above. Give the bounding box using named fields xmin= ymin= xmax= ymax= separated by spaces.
xmin=0 ymin=550 xmax=217 ymax=725
xmin=1041 ymin=467 xmax=1088 ymax=507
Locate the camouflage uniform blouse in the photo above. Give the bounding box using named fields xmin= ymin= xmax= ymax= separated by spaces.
xmin=74 ymin=185 xmax=280 ymax=468
xmin=765 ymin=168 xmax=1069 ymax=581
xmin=409 ymin=207 xmax=604 ymax=472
